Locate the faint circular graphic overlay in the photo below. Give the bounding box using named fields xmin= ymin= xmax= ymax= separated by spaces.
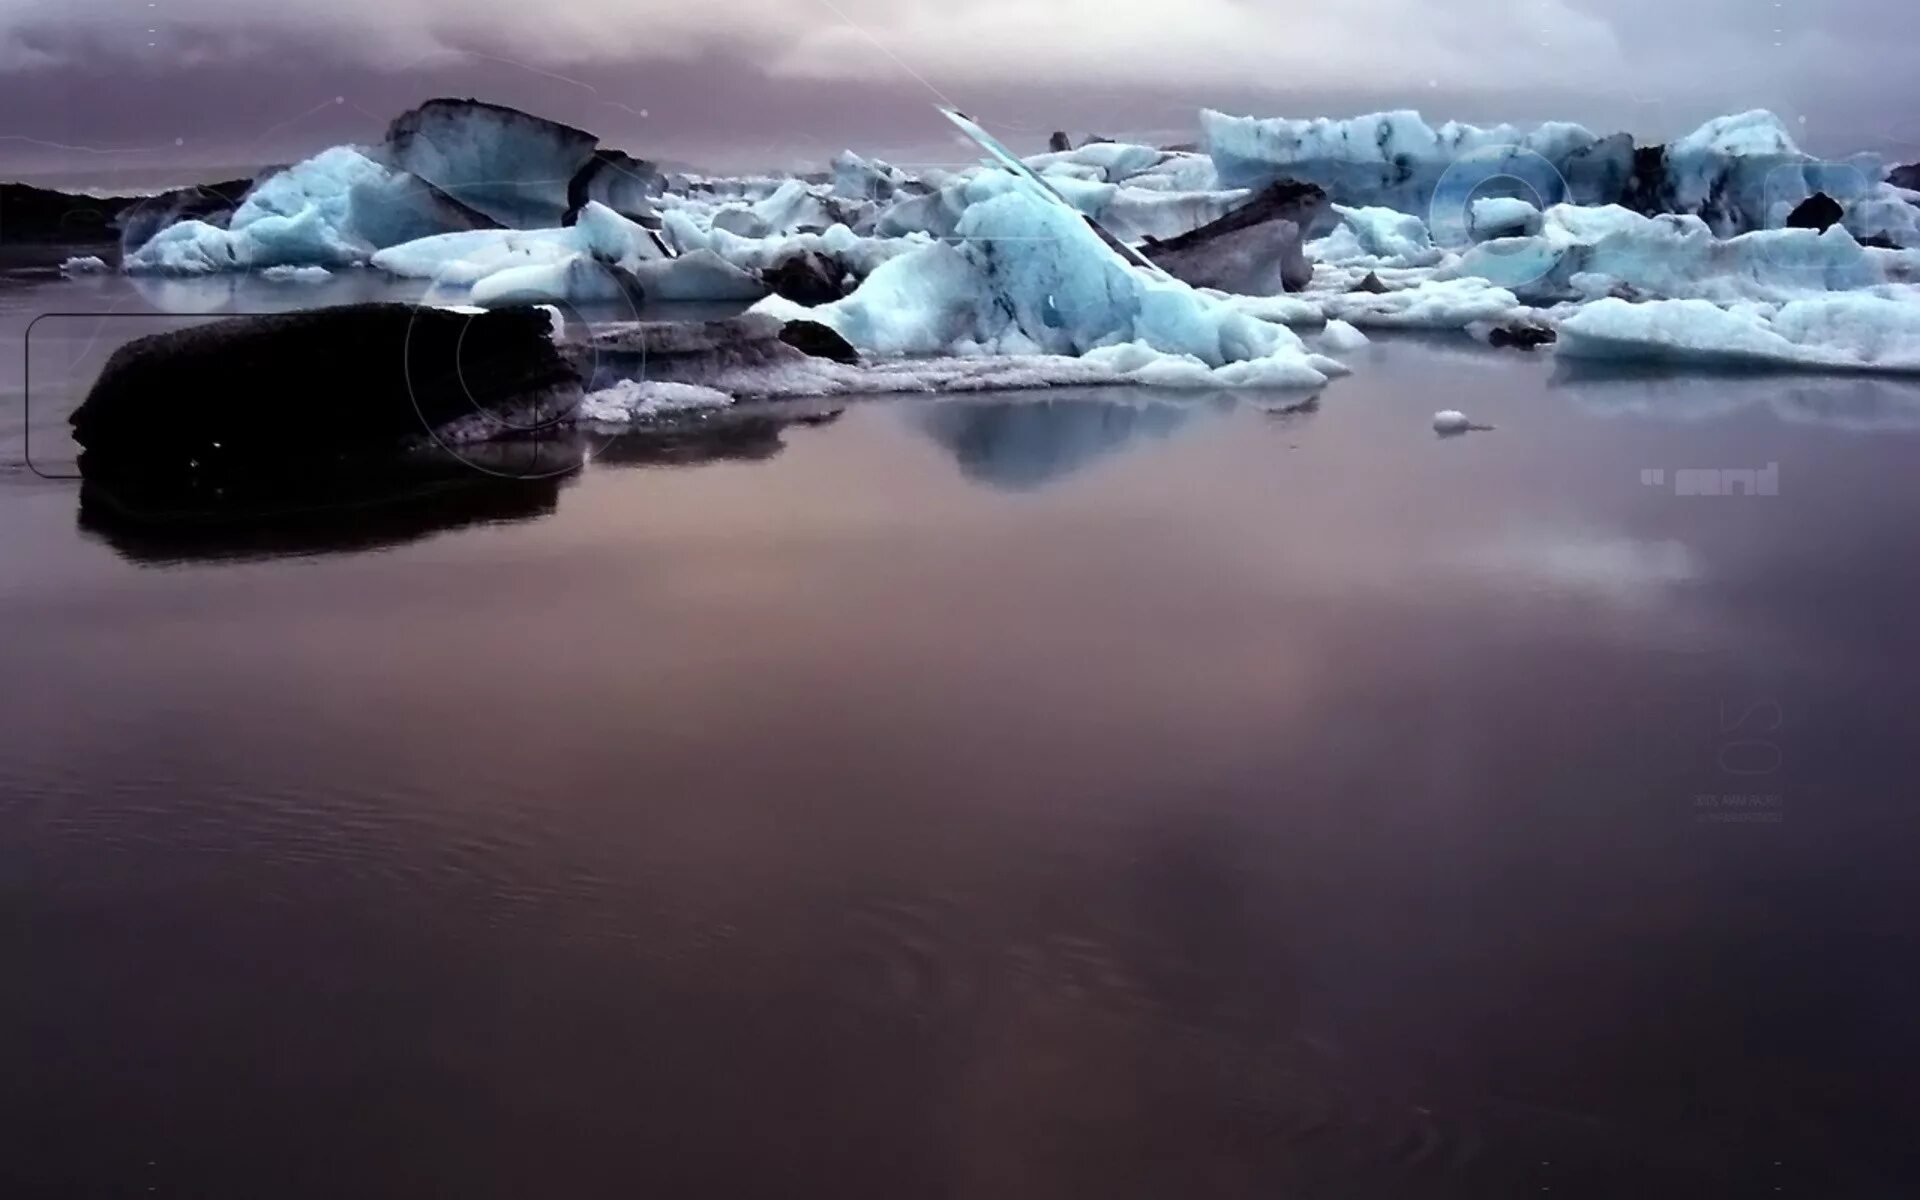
xmin=1427 ymin=145 xmax=1570 ymax=291
xmin=401 ymin=252 xmax=644 ymax=479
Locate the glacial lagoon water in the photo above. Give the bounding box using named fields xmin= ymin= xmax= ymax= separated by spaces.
xmin=5 ymin=268 xmax=1920 ymax=1196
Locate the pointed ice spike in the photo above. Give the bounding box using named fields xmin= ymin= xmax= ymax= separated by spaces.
xmin=937 ymin=106 xmax=1173 ymax=279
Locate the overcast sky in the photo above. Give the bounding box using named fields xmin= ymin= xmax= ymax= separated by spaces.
xmin=5 ymin=0 xmax=1919 ymax=181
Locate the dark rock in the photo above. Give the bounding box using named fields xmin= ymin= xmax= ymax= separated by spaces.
xmin=762 ymin=250 xmax=848 ymax=305
xmin=71 ymin=303 xmax=580 ymax=492
xmin=0 ymin=175 xmax=253 ymax=259
xmin=778 ymin=320 xmax=858 ymax=364
xmin=1785 ymin=191 xmax=1844 ymax=232
xmin=1083 ymin=136 xmax=1114 ymax=145
xmin=1141 ymin=180 xmax=1329 ymax=295
xmin=1 ymin=182 xmax=130 ymax=244
xmin=566 ymin=149 xmax=667 ymax=225
xmin=1888 ymin=163 xmax=1920 ymax=191
xmin=1858 ymin=233 xmax=1901 ymax=250
xmin=387 ymin=98 xmax=601 ymax=228
xmin=1485 ymin=319 xmax=1558 ymax=350
xmin=1048 ymin=132 xmax=1073 ymax=153
xmin=1353 ymin=271 xmax=1390 ymax=294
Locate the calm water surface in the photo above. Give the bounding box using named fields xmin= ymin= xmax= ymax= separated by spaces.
xmin=5 ymin=271 xmax=1920 ymax=1197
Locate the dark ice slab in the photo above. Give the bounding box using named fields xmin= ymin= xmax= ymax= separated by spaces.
xmin=71 ymin=303 xmax=581 ymax=493
xmin=1143 ymin=180 xmax=1329 ymax=295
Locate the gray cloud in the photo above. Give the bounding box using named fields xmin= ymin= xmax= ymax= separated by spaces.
xmin=4 ymin=0 xmax=1918 ymax=179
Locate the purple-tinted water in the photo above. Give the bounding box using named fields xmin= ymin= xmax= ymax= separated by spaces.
xmin=5 ymin=271 xmax=1920 ymax=1197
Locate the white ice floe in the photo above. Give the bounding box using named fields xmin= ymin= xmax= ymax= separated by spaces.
xmin=1468 ymin=197 xmax=1544 ymax=242
xmin=259 ymin=264 xmax=332 ymax=282
xmin=1432 ymin=410 xmax=1473 ymax=434
xmin=581 ymin=349 xmax=1329 ymax=414
xmin=576 ymin=379 xmax=736 ymax=423
xmin=60 ymin=255 xmax=111 ymax=275
xmin=1556 ymin=295 xmax=1920 ymax=373
xmin=1315 ymin=319 xmax=1371 ymax=351
xmin=751 ymin=184 xmax=1345 ymax=388
xmin=1316 ymin=277 xmax=1527 ymax=330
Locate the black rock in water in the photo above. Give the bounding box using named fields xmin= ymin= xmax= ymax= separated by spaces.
xmin=1353 ymin=271 xmax=1390 ymax=294
xmin=1785 ymin=191 xmax=1845 ymax=232
xmin=1048 ymin=132 xmax=1073 ymax=153
xmin=1485 ymin=319 xmax=1558 ymax=350
xmin=1889 ymin=163 xmax=1920 ymax=191
xmin=762 ymin=250 xmax=848 ymax=305
xmin=778 ymin=320 xmax=859 ymax=364
xmin=1142 ymin=180 xmax=1329 ymax=295
xmin=71 ymin=304 xmax=580 ymax=490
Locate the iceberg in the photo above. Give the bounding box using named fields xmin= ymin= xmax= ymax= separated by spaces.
xmin=576 ymin=379 xmax=735 ymax=423
xmin=1309 ymin=206 xmax=1443 ymax=268
xmin=1444 ymin=206 xmax=1913 ymax=303
xmin=1203 ymin=107 xmax=1920 ymax=243
xmin=370 ymin=202 xmax=766 ymax=304
xmin=1468 ymin=197 xmax=1544 ymax=242
xmin=751 ymin=184 xmax=1343 ymax=388
xmin=385 ymin=98 xmax=599 ymax=228
xmin=1203 ymin=109 xmax=1624 ymax=215
xmin=1556 ymin=296 xmax=1920 ymax=373
xmin=567 ymin=150 xmax=667 ymax=225
xmin=1142 ymin=181 xmax=1329 ymax=296
xmin=123 ymin=146 xmax=505 ymax=274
